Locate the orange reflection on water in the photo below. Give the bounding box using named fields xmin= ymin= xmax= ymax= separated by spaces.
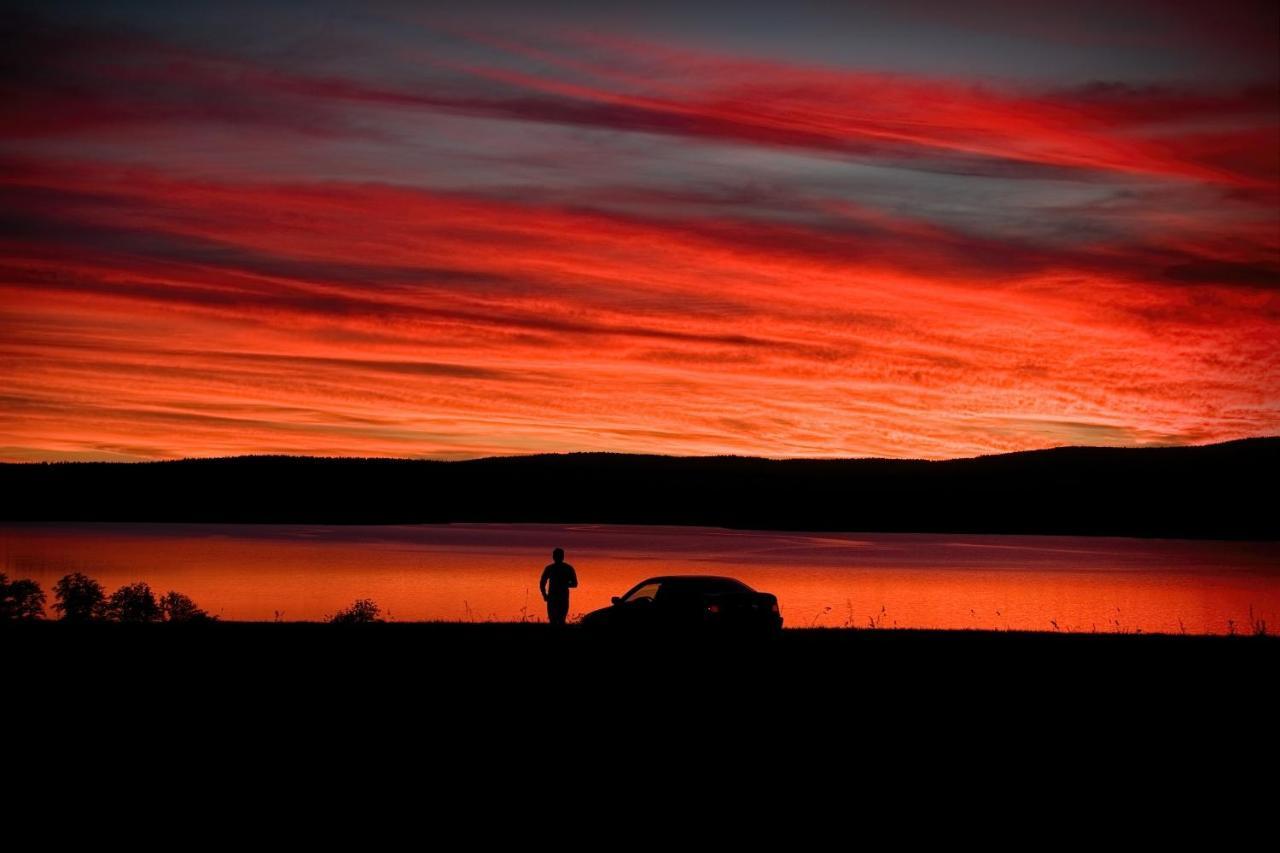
xmin=2 ymin=523 xmax=1276 ymax=635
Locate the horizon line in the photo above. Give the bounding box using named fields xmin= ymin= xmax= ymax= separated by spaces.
xmin=5 ymin=435 xmax=1275 ymax=467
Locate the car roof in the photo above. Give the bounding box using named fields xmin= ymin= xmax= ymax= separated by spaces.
xmin=637 ymin=575 xmax=750 ymax=585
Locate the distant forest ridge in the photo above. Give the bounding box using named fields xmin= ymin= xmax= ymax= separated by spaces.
xmin=2 ymin=437 xmax=1276 ymax=539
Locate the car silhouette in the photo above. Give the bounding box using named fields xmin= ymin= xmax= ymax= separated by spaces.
xmin=581 ymin=575 xmax=782 ymax=634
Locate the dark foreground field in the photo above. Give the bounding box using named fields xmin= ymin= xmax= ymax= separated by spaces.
xmin=7 ymin=622 xmax=1276 ymax=803
xmin=11 ymin=621 xmax=1275 ymax=707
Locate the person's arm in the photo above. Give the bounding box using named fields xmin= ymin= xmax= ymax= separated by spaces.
xmin=568 ymin=565 xmax=578 ymax=589
xmin=539 ymin=566 xmax=550 ymax=600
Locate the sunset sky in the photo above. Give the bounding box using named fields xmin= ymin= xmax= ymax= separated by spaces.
xmin=3 ymin=0 xmax=1277 ymax=461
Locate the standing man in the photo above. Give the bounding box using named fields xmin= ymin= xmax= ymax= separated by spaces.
xmin=540 ymin=547 xmax=578 ymax=626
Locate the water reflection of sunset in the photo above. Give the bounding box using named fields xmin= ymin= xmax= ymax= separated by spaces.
xmin=4 ymin=524 xmax=1275 ymax=635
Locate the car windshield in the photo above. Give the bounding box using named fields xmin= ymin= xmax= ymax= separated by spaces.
xmin=622 ymin=582 xmax=661 ymax=603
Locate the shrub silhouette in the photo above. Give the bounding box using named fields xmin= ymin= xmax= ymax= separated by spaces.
xmin=53 ymin=572 xmax=106 ymax=621
xmin=103 ymin=582 xmax=161 ymax=623
xmin=329 ymin=598 xmax=383 ymax=624
xmin=0 ymin=573 xmax=46 ymax=620
xmin=159 ymin=591 xmax=215 ymax=623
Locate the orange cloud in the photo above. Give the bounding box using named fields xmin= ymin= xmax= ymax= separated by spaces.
xmin=2 ymin=163 xmax=1276 ymax=461
xmin=1 ymin=14 xmax=1277 ymax=460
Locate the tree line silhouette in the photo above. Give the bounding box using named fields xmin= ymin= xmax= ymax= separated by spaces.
xmin=1 ymin=571 xmax=391 ymax=624
xmin=0 ymin=571 xmax=213 ymax=623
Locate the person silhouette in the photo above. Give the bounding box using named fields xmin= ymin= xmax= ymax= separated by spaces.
xmin=539 ymin=547 xmax=578 ymax=626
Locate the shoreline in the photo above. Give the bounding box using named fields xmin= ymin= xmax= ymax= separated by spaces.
xmin=8 ymin=620 xmax=1275 ymax=640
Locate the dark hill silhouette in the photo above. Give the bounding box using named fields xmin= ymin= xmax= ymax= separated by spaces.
xmin=1 ymin=437 xmax=1275 ymax=539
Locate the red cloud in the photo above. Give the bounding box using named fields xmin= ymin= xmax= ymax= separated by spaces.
xmin=2 ymin=15 xmax=1276 ymax=460
xmin=5 ymin=19 xmax=1276 ymax=185
xmin=2 ymin=163 xmax=1276 ymax=460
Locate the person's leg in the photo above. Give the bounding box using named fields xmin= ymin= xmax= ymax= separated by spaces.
xmin=549 ymin=595 xmax=568 ymax=626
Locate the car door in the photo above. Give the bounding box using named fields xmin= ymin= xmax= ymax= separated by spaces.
xmin=653 ymin=581 xmax=704 ymax=626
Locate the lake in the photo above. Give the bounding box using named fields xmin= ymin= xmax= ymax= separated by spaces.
xmin=2 ymin=523 xmax=1277 ymax=634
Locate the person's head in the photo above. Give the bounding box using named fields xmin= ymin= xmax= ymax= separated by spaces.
xmin=552 ymin=547 xmax=565 ymax=563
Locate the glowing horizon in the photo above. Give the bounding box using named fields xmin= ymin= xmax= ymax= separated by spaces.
xmin=3 ymin=1 xmax=1278 ymax=462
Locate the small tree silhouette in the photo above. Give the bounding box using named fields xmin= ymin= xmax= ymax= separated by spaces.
xmin=159 ymin=591 xmax=215 ymax=623
xmin=53 ymin=572 xmax=106 ymax=621
xmin=103 ymin=582 xmax=161 ymax=623
xmin=329 ymin=598 xmax=383 ymax=624
xmin=0 ymin=573 xmax=46 ymax=620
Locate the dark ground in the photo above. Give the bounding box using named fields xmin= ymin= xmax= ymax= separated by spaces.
xmin=11 ymin=621 xmax=1275 ymax=714
xmin=6 ymin=622 xmax=1275 ymax=820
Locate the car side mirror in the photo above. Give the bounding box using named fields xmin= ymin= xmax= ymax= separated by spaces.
xmin=611 ymin=597 xmax=621 ymax=605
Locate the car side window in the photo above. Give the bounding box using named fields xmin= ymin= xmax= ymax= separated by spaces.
xmin=655 ymin=582 xmax=693 ymax=603
xmin=624 ymin=582 xmax=661 ymax=603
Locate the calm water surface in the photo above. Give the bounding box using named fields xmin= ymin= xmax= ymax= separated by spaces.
xmin=3 ymin=523 xmax=1277 ymax=634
